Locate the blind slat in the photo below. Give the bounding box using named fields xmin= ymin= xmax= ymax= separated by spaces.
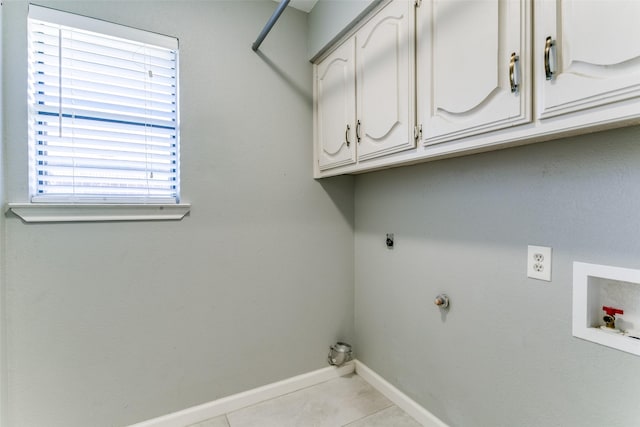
xmin=33 ymin=63 xmax=177 ymax=91
xmin=35 ymin=122 xmax=176 ymax=139
xmin=37 ymin=176 xmax=176 ymax=188
xmin=33 ymin=104 xmax=176 ymax=129
xmin=35 ymin=147 xmax=175 ymax=163
xmin=37 ymin=165 xmax=178 ymax=177
xmin=36 ymin=92 xmax=175 ymax=120
xmin=33 ymin=79 xmax=176 ymax=102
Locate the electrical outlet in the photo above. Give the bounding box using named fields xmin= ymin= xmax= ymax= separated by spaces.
xmin=527 ymin=245 xmax=552 ymax=281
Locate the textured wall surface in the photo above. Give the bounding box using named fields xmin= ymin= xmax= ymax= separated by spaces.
xmin=354 ymin=126 xmax=640 ymax=427
xmin=0 ymin=3 xmax=6 ymax=426
xmin=307 ymin=0 xmax=379 ymax=59
xmin=6 ymin=1 xmax=640 ymax=427
xmin=2 ymin=1 xmax=354 ymax=426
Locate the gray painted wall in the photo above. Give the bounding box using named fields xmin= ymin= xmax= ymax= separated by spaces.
xmin=307 ymin=0 xmax=378 ymax=59
xmin=0 ymin=3 xmax=6 ymax=426
xmin=5 ymin=1 xmax=640 ymax=427
xmin=2 ymin=1 xmax=354 ymax=426
xmin=354 ymin=126 xmax=640 ymax=427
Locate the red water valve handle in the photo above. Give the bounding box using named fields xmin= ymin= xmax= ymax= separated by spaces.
xmin=603 ymin=306 xmax=624 ymax=316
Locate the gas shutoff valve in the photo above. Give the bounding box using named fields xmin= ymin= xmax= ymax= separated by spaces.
xmin=602 ymin=306 xmax=623 ymax=329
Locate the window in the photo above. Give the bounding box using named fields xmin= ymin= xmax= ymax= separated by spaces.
xmin=28 ymin=5 xmax=180 ymax=204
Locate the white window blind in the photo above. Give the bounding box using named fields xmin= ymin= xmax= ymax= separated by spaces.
xmin=28 ymin=5 xmax=180 ymax=204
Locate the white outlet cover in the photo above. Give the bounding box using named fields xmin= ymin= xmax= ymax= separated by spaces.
xmin=528 ymin=245 xmax=552 ymax=281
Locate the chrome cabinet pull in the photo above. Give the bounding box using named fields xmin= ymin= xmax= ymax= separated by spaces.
xmin=544 ymin=36 xmax=555 ymax=80
xmin=356 ymin=120 xmax=361 ymax=143
xmin=345 ymin=124 xmax=351 ymax=147
xmin=509 ymin=52 xmax=519 ymax=93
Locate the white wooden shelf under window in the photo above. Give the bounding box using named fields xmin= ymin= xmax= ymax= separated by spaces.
xmin=7 ymin=203 xmax=191 ymax=223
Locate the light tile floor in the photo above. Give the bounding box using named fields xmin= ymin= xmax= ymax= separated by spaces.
xmin=186 ymin=374 xmax=422 ymax=427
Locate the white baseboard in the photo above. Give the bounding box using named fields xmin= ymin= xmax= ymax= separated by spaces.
xmin=127 ymin=362 xmax=355 ymax=427
xmin=128 ymin=360 xmax=448 ymax=427
xmin=355 ymin=360 xmax=449 ymax=427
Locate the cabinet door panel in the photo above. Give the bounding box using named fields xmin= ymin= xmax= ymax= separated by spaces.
xmin=434 ymin=1 xmax=498 ymax=114
xmin=316 ymin=40 xmax=357 ymax=170
xmin=418 ymin=0 xmax=530 ymax=145
xmin=356 ymin=0 xmax=415 ymax=161
xmin=568 ymin=2 xmax=640 ymax=65
xmin=360 ymin=21 xmax=399 ymax=140
xmin=538 ymin=0 xmax=640 ymax=118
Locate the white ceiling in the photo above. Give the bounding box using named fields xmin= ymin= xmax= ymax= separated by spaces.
xmin=272 ymin=0 xmax=319 ymax=13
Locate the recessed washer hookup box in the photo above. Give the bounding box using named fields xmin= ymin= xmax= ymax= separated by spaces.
xmin=573 ymin=262 xmax=640 ymax=357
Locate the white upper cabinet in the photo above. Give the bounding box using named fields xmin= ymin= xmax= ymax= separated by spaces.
xmin=314 ymin=0 xmax=415 ymax=173
xmin=313 ymin=0 xmax=640 ymax=178
xmin=316 ymin=39 xmax=357 ymax=171
xmin=356 ymin=0 xmax=416 ymax=160
xmin=537 ymin=0 xmax=640 ymax=119
xmin=417 ymin=0 xmax=530 ymax=145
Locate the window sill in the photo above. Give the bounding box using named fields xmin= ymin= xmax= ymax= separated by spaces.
xmin=6 ymin=203 xmax=191 ymax=223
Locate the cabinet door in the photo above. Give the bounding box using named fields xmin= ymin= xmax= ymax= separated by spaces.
xmin=316 ymin=39 xmax=357 ymax=170
xmin=356 ymin=0 xmax=415 ymax=161
xmin=417 ymin=0 xmax=530 ymax=145
xmin=537 ymin=0 xmax=640 ymax=119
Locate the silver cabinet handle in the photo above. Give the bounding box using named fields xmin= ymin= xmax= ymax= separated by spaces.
xmin=509 ymin=52 xmax=519 ymax=93
xmin=544 ymin=36 xmax=555 ymax=80
xmin=356 ymin=120 xmax=361 ymax=143
xmin=345 ymin=124 xmax=351 ymax=147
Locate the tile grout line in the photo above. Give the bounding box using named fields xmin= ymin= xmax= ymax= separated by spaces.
xmin=224 ymin=372 xmax=358 ymax=419
xmin=142 ymin=363 xmax=355 ymax=427
xmin=339 ymin=402 xmax=396 ymax=427
xmin=222 ymin=373 xmax=395 ymax=427
xmin=182 ymin=361 xmax=436 ymax=427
